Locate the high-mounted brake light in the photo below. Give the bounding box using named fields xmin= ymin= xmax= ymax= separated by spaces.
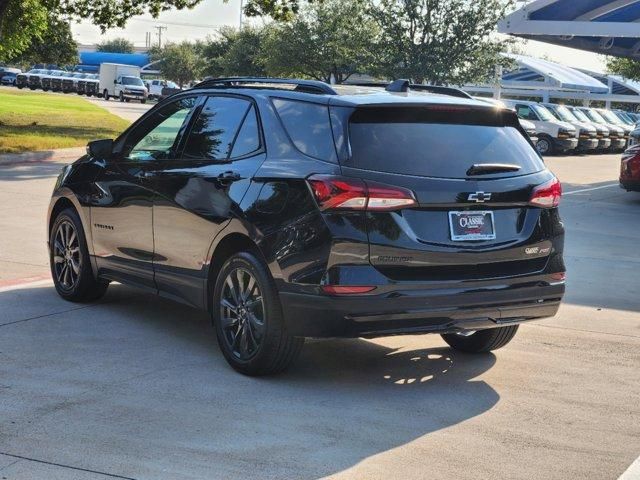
xmin=307 ymin=175 xmax=416 ymax=212
xmin=529 ymin=177 xmax=562 ymax=208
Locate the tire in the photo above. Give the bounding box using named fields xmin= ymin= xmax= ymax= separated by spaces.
xmin=441 ymin=325 xmax=519 ymax=353
xmin=119 ymin=91 xmax=124 ymax=102
xmin=536 ymin=136 xmax=554 ymax=156
xmin=49 ymin=208 xmax=109 ymax=303
xmin=103 ymin=89 xmax=109 ymax=101
xmin=212 ymin=252 xmax=304 ymax=376
xmin=141 ymin=99 xmax=147 ymax=104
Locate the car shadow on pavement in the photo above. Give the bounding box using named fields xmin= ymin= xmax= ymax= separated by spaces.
xmin=0 ymin=160 xmax=68 ymax=182
xmin=0 ymin=283 xmax=499 ymax=480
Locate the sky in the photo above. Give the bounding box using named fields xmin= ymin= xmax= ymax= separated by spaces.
xmin=70 ymin=0 xmax=608 ymax=73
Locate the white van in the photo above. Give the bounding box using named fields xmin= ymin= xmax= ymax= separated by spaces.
xmin=576 ymin=107 xmax=626 ymax=152
xmin=542 ymin=103 xmax=599 ymax=152
xmin=503 ymin=100 xmax=578 ymax=155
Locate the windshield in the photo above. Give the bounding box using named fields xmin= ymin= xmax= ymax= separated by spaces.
xmin=122 ymin=76 xmax=144 ymax=86
xmin=582 ymin=109 xmax=608 ymax=124
xmin=553 ymin=105 xmax=578 ymax=123
xmin=614 ymin=112 xmax=634 ymax=125
xmin=598 ymin=109 xmax=625 ymax=126
xmin=569 ymin=108 xmax=589 ymax=123
xmin=531 ymin=104 xmax=555 ymax=122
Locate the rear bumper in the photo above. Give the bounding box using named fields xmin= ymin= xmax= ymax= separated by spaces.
xmin=620 ymin=180 xmax=640 ymax=192
xmin=280 ymin=276 xmax=564 ymax=338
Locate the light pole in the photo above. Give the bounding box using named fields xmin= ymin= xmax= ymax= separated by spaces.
xmin=239 ymin=0 xmax=244 ymax=29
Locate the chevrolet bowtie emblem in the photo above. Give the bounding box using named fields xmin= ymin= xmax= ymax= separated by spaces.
xmin=468 ymin=192 xmax=492 ymax=203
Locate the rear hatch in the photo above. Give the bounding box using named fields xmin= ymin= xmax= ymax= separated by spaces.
xmin=336 ymin=104 xmax=557 ymax=281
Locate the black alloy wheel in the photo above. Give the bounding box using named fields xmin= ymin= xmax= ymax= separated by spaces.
xmin=219 ymin=267 xmax=266 ymax=361
xmin=49 ymin=208 xmax=109 ymax=302
xmin=52 ymin=220 xmax=81 ymax=292
xmin=213 ymin=252 xmax=304 ymax=375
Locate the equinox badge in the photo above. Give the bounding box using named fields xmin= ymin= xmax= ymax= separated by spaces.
xmin=468 ymin=191 xmax=492 ymax=203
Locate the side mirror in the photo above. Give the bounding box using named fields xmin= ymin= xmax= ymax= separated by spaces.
xmin=87 ymin=139 xmax=113 ymax=159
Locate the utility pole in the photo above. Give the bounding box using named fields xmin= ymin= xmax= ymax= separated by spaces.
xmin=239 ymin=0 xmax=244 ymax=29
xmin=155 ymin=25 xmax=167 ymax=48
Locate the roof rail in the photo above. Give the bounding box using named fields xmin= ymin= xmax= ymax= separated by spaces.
xmin=346 ymin=79 xmax=472 ymax=99
xmin=193 ymin=77 xmax=338 ymax=95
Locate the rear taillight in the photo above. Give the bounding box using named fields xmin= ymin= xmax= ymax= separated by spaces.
xmin=307 ymin=175 xmax=416 ymax=212
xmin=529 ymin=177 xmax=562 ymax=208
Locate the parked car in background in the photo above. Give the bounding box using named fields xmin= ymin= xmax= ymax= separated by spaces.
xmin=16 ymin=69 xmax=46 ymax=89
xmin=42 ymin=70 xmax=67 ymax=92
xmin=47 ymin=78 xmax=565 ymax=375
xmin=62 ymin=72 xmax=88 ymax=93
xmin=77 ymin=74 xmax=100 ymax=96
xmin=0 ymin=67 xmax=21 ymax=85
xmin=595 ymin=108 xmax=633 ymax=148
xmin=576 ymin=107 xmax=627 ymax=152
xmin=566 ymin=106 xmax=612 ymax=151
xmin=542 ymin=103 xmax=598 ymax=152
xmin=147 ymin=79 xmax=180 ymax=99
xmin=613 ymin=110 xmax=638 ymax=127
xmin=629 ymin=125 xmax=640 ymax=149
xmin=0 ymin=71 xmax=19 ymax=86
xmin=620 ymin=142 xmax=640 ymax=192
xmin=504 ymin=100 xmax=577 ymax=155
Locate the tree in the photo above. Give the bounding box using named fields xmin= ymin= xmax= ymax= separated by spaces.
xmin=9 ymin=16 xmax=78 ymax=66
xmin=153 ymin=41 xmax=205 ymax=88
xmin=0 ymin=0 xmax=48 ymax=62
xmin=260 ymin=0 xmax=379 ymax=83
xmin=97 ymin=38 xmax=135 ymax=54
xmin=201 ymin=27 xmax=266 ymax=78
xmin=607 ymin=57 xmax=640 ymax=81
xmin=0 ymin=0 xmax=319 ymax=60
xmin=368 ymin=0 xmax=514 ymax=85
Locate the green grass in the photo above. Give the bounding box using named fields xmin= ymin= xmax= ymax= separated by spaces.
xmin=0 ymin=88 xmax=131 ymax=154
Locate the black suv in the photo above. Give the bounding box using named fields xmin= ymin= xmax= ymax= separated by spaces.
xmin=47 ymin=78 xmax=565 ymax=375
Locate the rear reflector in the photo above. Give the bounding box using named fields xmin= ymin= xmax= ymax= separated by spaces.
xmin=550 ymin=272 xmax=566 ymax=281
xmin=321 ymin=285 xmax=376 ymax=295
xmin=529 ymin=177 xmax=562 ymax=208
xmin=307 ymin=175 xmax=416 ymax=212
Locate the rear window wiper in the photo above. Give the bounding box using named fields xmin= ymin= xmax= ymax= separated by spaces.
xmin=466 ymin=163 xmax=522 ymax=176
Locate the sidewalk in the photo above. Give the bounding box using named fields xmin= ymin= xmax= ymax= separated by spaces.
xmin=0 ymin=147 xmax=86 ymax=166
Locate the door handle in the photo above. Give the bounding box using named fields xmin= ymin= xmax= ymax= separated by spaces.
xmin=217 ymin=171 xmax=242 ymax=183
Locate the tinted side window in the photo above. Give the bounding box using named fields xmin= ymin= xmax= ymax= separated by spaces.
xmin=516 ymin=105 xmax=538 ymax=121
xmin=231 ymin=106 xmax=261 ymax=158
xmin=126 ymin=97 xmax=197 ymax=162
xmin=183 ymin=96 xmax=251 ymax=161
xmin=272 ymin=98 xmax=337 ymax=162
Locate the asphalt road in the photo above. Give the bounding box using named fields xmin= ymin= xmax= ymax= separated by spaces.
xmin=0 ymin=150 xmax=639 ymax=480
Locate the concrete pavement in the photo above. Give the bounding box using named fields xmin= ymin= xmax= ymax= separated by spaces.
xmin=0 ymin=153 xmax=639 ymax=479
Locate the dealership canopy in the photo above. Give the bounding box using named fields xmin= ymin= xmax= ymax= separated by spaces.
xmin=499 ymin=0 xmax=640 ymax=59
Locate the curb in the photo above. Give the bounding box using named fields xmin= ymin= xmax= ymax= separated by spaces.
xmin=0 ymin=147 xmax=86 ymax=166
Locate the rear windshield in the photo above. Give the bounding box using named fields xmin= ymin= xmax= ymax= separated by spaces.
xmin=348 ymin=107 xmax=544 ymax=179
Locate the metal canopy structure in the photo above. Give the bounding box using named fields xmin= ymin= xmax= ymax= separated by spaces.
xmin=502 ymin=54 xmax=610 ymax=92
xmin=464 ymin=54 xmax=640 ymax=106
xmin=499 ymin=0 xmax=640 ymax=59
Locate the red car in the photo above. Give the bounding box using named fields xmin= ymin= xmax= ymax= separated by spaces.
xmin=621 ymin=137 xmax=640 ymax=192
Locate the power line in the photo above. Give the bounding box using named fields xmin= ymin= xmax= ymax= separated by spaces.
xmin=131 ymin=18 xmax=228 ymax=29
xmin=155 ymin=25 xmax=167 ymax=48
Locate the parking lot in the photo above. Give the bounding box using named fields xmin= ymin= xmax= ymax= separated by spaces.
xmin=0 ymin=145 xmax=638 ymax=479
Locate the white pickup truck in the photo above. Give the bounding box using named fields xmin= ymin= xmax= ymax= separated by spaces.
xmin=146 ymin=79 xmax=180 ymax=100
xmin=99 ymin=63 xmax=148 ymax=103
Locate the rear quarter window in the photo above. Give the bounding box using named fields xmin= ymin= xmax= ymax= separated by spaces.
xmin=347 ymin=107 xmax=544 ymax=179
xmin=272 ymin=98 xmax=337 ymax=163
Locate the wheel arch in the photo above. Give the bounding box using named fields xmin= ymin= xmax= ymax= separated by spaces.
xmin=204 ymin=228 xmax=277 ymax=317
xmin=48 ymin=189 xmax=96 ymax=262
